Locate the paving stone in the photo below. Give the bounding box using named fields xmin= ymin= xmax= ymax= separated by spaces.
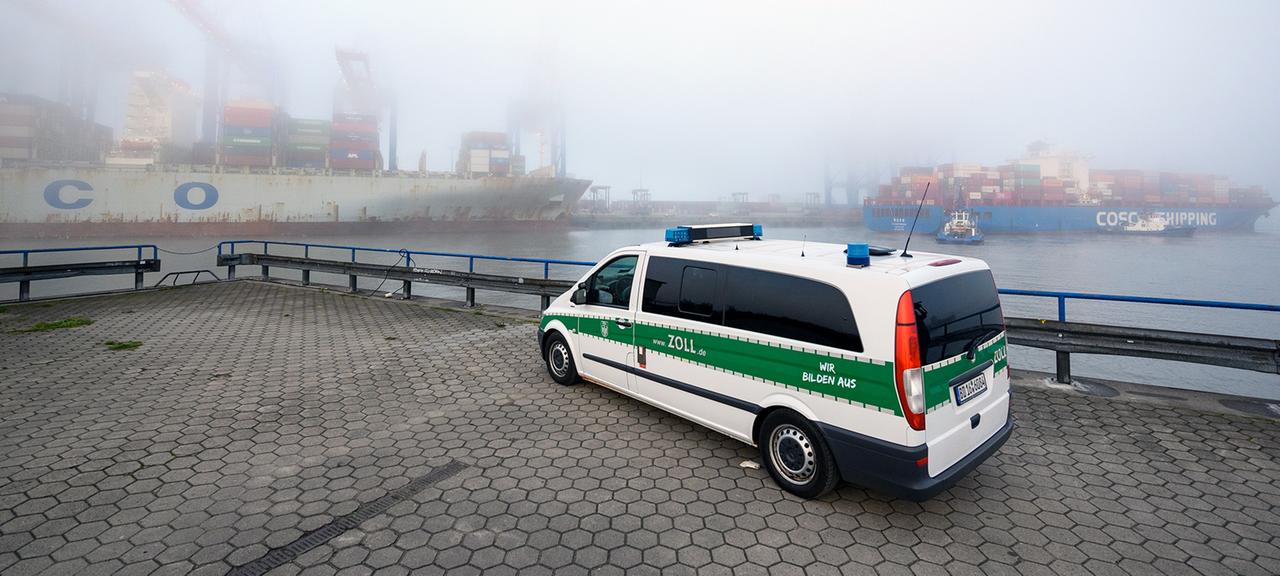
xmin=0 ymin=281 xmax=1276 ymax=574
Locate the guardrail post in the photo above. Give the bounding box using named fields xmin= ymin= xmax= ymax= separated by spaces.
xmin=466 ymin=287 xmax=476 ymax=307
xmin=18 ymin=280 xmax=30 ymax=302
xmin=261 ymin=242 xmax=269 ymax=279
xmin=302 ymin=270 xmax=310 ymax=286
xmin=349 ymin=248 xmax=358 ymax=293
xmin=227 ymin=264 xmax=236 ymax=280
xmin=134 ymin=270 xmax=144 ymax=291
xmin=1055 ymin=351 xmax=1071 ymax=383
xmin=402 ymin=280 xmax=412 ymax=300
xmin=541 ymin=295 xmax=550 ymax=310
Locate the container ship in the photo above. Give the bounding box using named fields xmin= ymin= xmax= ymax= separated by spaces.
xmin=0 ymin=80 xmax=590 ymax=239
xmin=863 ymin=143 xmax=1275 ymax=234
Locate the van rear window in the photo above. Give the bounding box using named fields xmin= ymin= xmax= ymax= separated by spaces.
xmin=910 ymin=270 xmax=1004 ymax=364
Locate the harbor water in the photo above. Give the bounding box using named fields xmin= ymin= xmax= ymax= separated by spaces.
xmin=3 ymin=216 xmax=1278 ymax=400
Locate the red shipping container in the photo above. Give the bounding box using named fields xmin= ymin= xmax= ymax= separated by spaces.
xmin=332 ymin=138 xmax=377 ymax=151
xmin=223 ymin=109 xmax=273 ymax=128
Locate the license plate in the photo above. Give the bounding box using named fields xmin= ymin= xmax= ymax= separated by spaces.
xmin=954 ymin=373 xmax=988 ymax=406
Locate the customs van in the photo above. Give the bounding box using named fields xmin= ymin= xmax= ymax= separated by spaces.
xmin=537 ymin=224 xmax=1012 ymax=500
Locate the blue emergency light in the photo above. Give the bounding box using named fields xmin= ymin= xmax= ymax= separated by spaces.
xmin=847 ymin=242 xmax=870 ymax=267
xmin=666 ymin=223 xmax=762 ymax=245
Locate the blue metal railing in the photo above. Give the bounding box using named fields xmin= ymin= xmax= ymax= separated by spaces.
xmin=216 ymin=240 xmax=596 ymax=279
xmin=1 ymin=244 xmax=159 ymax=267
xmin=1 ymin=244 xmax=161 ymax=301
xmin=997 ymin=288 xmax=1280 ymax=322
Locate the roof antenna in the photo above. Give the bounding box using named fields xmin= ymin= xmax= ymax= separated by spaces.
xmin=900 ymin=182 xmax=930 ymax=259
xmin=800 ymin=235 xmax=807 ymax=257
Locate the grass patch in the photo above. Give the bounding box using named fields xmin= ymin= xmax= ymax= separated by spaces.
xmin=11 ymin=317 xmax=94 ymax=333
xmin=0 ymin=305 xmax=7 ymax=313
xmin=104 ymin=340 xmax=143 ymax=350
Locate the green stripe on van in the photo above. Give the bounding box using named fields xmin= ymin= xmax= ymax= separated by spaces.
xmin=922 ymin=333 xmax=1008 ymax=412
xmin=540 ymin=314 xmax=901 ymax=415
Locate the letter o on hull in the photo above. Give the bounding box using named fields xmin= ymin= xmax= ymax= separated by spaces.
xmin=174 ymin=182 xmax=219 ymax=210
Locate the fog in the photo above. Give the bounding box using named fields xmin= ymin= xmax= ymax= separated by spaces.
xmin=2 ymin=0 xmax=1278 ymax=200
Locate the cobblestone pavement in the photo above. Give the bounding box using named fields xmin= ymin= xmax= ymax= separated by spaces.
xmin=1 ymin=281 xmax=1277 ymax=576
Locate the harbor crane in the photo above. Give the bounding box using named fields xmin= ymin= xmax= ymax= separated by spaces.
xmin=167 ymin=0 xmax=276 ymax=146
xmin=334 ymin=49 xmax=396 ymax=171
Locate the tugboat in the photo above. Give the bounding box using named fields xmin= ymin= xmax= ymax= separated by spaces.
xmin=936 ymin=209 xmax=985 ymax=244
xmin=1099 ymin=213 xmax=1195 ymax=236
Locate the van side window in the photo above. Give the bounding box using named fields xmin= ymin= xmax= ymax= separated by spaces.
xmin=724 ymin=267 xmax=863 ymax=352
xmin=586 ymin=255 xmax=638 ymax=308
xmin=642 ymin=257 xmax=722 ymax=322
xmin=678 ymin=266 xmax=717 ymax=317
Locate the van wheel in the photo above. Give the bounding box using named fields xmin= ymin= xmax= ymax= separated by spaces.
xmin=759 ymin=410 xmax=839 ymax=499
xmin=544 ymin=332 xmax=578 ymax=386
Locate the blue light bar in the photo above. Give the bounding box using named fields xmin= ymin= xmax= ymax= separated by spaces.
xmin=665 ymin=223 xmax=760 ymax=245
xmin=847 ymin=242 xmax=870 ymax=267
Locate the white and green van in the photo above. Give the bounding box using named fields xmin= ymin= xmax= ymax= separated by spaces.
xmin=537 ymin=224 xmax=1011 ymax=500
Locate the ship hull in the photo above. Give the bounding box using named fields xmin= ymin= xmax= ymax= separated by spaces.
xmin=0 ymin=166 xmax=590 ymax=238
xmin=864 ymin=203 xmax=1273 ymax=234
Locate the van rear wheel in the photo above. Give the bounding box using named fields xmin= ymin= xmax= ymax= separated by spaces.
xmin=759 ymin=410 xmax=839 ymax=498
xmin=543 ymin=332 xmax=578 ymax=386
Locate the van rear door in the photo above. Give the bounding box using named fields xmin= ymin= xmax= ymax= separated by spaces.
xmin=909 ymin=270 xmax=1010 ymax=477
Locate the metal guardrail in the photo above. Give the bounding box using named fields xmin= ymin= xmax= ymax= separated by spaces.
xmin=0 ymin=245 xmax=161 ymax=302
xmin=216 ymin=240 xmax=592 ymax=308
xmin=998 ymin=290 xmax=1280 ymax=382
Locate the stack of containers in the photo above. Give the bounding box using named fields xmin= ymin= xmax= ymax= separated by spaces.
xmin=283 ymin=118 xmax=330 ymax=168
xmin=330 ymin=112 xmax=378 ymax=170
xmin=0 ymin=94 xmax=111 ymax=162
xmin=221 ymin=101 xmax=275 ymax=167
xmin=456 ymin=132 xmax=510 ymax=176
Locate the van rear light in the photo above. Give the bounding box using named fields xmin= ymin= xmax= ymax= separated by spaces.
xmin=895 ymin=291 xmax=926 ymax=431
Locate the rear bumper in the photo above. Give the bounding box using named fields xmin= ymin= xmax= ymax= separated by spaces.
xmin=818 ymin=413 xmax=1012 ymax=501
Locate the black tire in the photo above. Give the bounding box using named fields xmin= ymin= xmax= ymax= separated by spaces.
xmin=543 ymin=332 xmax=578 ymax=386
xmin=758 ymin=410 xmax=840 ymax=498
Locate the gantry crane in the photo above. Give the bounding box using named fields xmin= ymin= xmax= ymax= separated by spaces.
xmin=334 ymin=48 xmax=396 ymax=170
xmin=167 ymin=0 xmax=274 ymax=145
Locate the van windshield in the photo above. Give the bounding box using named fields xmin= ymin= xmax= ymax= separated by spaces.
xmin=910 ymin=270 xmax=1004 ymax=365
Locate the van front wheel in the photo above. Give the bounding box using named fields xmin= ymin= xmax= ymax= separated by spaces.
xmin=543 ymin=332 xmax=578 ymax=386
xmin=759 ymin=410 xmax=839 ymax=498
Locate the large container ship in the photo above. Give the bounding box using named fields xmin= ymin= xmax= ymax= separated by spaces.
xmin=863 ymin=143 xmax=1275 ymax=234
xmin=0 ymin=83 xmax=589 ymax=239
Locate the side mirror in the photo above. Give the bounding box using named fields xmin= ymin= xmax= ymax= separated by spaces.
xmin=570 ymin=283 xmax=587 ymax=305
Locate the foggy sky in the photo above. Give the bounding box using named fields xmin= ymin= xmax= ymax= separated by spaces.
xmin=2 ymin=0 xmax=1277 ymax=202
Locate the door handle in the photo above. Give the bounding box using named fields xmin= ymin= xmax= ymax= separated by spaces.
xmin=615 ymin=319 xmax=633 ymax=328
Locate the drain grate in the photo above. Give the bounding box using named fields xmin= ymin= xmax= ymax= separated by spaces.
xmin=226 ymin=459 xmax=468 ymax=576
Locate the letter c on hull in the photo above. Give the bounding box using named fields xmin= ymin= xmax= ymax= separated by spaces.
xmin=174 ymin=182 xmax=219 ymax=210
xmin=44 ymin=180 xmax=93 ymax=209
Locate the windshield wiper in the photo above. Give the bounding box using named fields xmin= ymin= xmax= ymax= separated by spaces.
xmin=962 ymin=328 xmax=1003 ymax=360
